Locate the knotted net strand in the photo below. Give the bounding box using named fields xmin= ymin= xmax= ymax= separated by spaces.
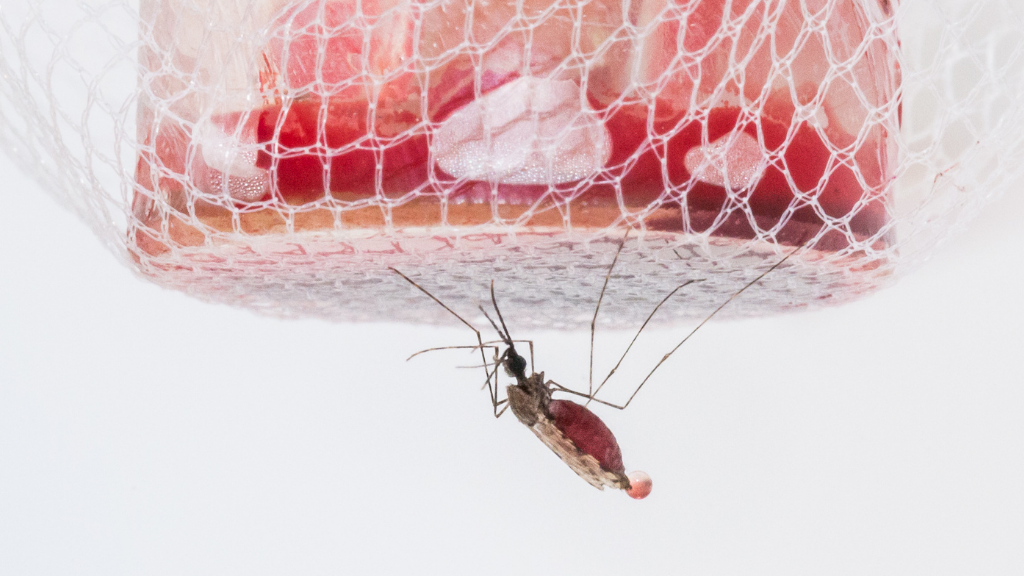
xmin=1 ymin=0 xmax=1022 ymax=328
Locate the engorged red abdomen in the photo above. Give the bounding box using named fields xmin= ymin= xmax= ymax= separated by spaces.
xmin=548 ymin=399 xmax=625 ymax=474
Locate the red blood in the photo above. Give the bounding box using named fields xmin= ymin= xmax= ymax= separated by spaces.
xmin=609 ymin=104 xmax=889 ymax=244
xmin=626 ymin=471 xmax=653 ymax=500
xmin=254 ymin=94 xmax=429 ymax=200
xmin=548 ymin=399 xmax=625 ymax=474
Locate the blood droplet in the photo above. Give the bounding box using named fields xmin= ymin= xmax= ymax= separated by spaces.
xmin=626 ymin=470 xmax=652 ymax=500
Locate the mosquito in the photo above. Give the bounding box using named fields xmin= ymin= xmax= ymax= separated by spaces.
xmin=390 ymin=233 xmax=803 ymax=500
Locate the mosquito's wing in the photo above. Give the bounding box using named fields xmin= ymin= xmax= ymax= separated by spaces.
xmin=529 ymin=414 xmax=631 ymax=491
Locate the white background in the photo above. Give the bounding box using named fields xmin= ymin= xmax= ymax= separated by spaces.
xmin=1 ymin=146 xmax=1022 ymax=574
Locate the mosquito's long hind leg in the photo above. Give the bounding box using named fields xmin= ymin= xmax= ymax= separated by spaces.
xmin=556 ymin=278 xmax=700 ymax=408
xmin=589 ymin=228 xmax=630 ymax=398
xmin=595 ymin=242 xmax=806 ymax=410
xmin=548 ymin=381 xmax=629 ymax=410
xmin=586 ymin=279 xmax=703 ymax=407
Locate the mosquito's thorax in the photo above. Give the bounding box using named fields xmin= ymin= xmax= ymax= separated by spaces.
xmin=506 ymin=371 xmax=549 ymax=427
xmin=501 ymin=344 xmax=550 ymax=426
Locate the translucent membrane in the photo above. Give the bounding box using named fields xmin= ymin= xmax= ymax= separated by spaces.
xmin=3 ymin=0 xmax=1024 ymax=326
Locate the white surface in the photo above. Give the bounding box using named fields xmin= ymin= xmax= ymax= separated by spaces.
xmin=1 ymin=151 xmax=1022 ymax=574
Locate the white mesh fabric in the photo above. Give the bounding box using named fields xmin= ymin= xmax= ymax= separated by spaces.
xmin=2 ymin=0 xmax=1022 ymax=328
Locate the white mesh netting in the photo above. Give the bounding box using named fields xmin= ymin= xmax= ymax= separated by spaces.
xmin=1 ymin=0 xmax=1023 ymax=328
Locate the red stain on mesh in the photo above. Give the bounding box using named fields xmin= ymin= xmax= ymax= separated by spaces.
xmin=548 ymin=399 xmax=625 ymax=474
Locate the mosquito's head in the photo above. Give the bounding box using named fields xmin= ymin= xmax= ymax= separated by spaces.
xmin=503 ymin=346 xmax=529 ymax=379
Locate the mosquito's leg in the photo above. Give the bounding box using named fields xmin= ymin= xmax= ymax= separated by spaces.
xmin=586 ymin=279 xmax=703 ymax=405
xmin=486 ymin=347 xmax=511 ymax=417
xmin=596 ymin=242 xmax=806 ymax=410
xmin=411 ymin=340 xmax=532 ymax=362
xmin=490 ymin=347 xmax=513 ymax=419
xmin=475 ymin=345 xmax=502 ymax=389
xmin=589 ymin=228 xmax=630 ymax=398
xmin=408 ymin=345 xmax=491 ymax=362
xmin=480 ymin=339 xmax=534 ymax=350
xmin=391 ymin=267 xmax=495 ymax=404
xmin=549 ymin=381 xmax=628 ymax=410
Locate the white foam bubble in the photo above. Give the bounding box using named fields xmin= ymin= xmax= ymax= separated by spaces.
xmin=433 ymin=77 xmax=611 ymax=185
xmin=195 ymin=117 xmax=269 ymax=202
xmin=683 ymin=130 xmax=768 ymax=189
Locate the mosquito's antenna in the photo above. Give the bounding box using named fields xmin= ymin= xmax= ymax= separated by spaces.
xmin=488 ymin=280 xmax=516 ymax=345
xmin=390 ymin=267 xmax=501 ymax=414
xmin=605 ymin=241 xmax=806 ymax=410
xmin=589 ymin=228 xmax=630 ymax=397
xmin=480 ymin=281 xmax=531 ymax=380
xmin=587 ymin=279 xmax=703 ymax=405
xmin=478 ymin=306 xmax=508 ymax=344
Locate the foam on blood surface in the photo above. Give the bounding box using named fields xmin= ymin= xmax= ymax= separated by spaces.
xmin=547 ymin=399 xmax=625 ymax=474
xmin=432 ymin=77 xmax=612 ymax=186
